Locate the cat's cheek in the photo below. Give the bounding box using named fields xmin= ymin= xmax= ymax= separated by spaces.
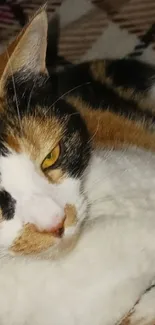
xmin=51 ymin=178 xmax=81 ymax=206
xmin=0 ymin=217 xmax=22 ymax=250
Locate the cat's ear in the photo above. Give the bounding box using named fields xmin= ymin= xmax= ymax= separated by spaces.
xmin=0 ymin=7 xmax=48 ymax=94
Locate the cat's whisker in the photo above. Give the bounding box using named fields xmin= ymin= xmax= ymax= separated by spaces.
xmin=5 ymin=48 xmax=23 ymax=137
xmin=27 ymin=79 xmax=37 ymax=113
xmin=43 ymin=82 xmax=91 ymax=118
xmin=27 ymin=74 xmax=50 ymax=118
xmin=87 ymin=117 xmax=100 ymax=145
xmin=68 ymin=112 xmax=80 ymax=117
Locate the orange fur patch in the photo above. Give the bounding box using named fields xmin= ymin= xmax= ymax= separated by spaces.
xmin=46 ymin=169 xmax=65 ymax=183
xmin=90 ymin=60 xmax=107 ymax=84
xmin=120 ymin=314 xmax=155 ymax=325
xmin=18 ymin=115 xmax=66 ymax=183
xmin=11 ymin=223 xmax=56 ymax=255
xmin=120 ymin=316 xmax=131 ymax=325
xmin=0 ymin=97 xmax=6 ymax=113
xmin=64 ymin=204 xmax=77 ymax=227
xmin=20 ymin=115 xmax=63 ymax=162
xmin=5 ymin=115 xmax=67 ymax=184
xmin=67 ymin=96 xmax=155 ymax=151
xmin=11 ymin=204 xmax=77 ymax=255
xmin=6 ymin=134 xmax=21 ymax=152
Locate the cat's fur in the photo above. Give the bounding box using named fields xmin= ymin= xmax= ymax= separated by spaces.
xmin=0 ymin=7 xmax=155 ymax=325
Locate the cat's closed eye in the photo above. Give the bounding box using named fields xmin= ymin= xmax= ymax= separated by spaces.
xmin=41 ymin=143 xmax=61 ymax=171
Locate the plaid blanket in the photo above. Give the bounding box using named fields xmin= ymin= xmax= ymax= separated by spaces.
xmin=0 ymin=0 xmax=155 ymax=65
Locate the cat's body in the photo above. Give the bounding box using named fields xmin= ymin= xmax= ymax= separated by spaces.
xmin=1 ymin=148 xmax=155 ymax=325
xmin=48 ymin=58 xmax=155 ymax=151
xmin=0 ymin=8 xmax=155 ymax=325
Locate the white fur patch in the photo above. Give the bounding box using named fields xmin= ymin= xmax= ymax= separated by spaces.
xmin=0 ymin=217 xmax=22 ymax=248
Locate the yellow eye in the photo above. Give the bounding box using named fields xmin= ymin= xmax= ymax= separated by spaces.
xmin=41 ymin=144 xmax=60 ymax=170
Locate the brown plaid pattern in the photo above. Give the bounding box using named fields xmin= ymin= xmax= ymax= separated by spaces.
xmin=0 ymin=0 xmax=155 ymax=63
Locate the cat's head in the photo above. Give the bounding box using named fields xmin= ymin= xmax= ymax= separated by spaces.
xmin=0 ymin=8 xmax=91 ymax=258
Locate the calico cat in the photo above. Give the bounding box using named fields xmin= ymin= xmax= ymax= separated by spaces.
xmin=1 ymin=7 xmax=155 ymax=325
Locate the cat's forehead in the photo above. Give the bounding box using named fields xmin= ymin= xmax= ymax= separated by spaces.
xmin=6 ymin=115 xmax=63 ymax=159
xmin=0 ymin=100 xmax=63 ymax=162
xmin=0 ymin=76 xmax=59 ymax=155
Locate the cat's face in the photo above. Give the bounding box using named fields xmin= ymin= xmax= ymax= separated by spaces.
xmin=0 ymin=9 xmax=90 ymax=257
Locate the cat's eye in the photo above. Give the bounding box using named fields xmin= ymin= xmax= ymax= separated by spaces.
xmin=41 ymin=144 xmax=60 ymax=170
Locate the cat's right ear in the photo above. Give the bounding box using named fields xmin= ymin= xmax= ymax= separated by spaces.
xmin=0 ymin=7 xmax=48 ymax=95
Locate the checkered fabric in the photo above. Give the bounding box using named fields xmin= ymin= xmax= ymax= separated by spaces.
xmin=0 ymin=0 xmax=155 ymax=64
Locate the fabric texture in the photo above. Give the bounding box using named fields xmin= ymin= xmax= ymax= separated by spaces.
xmin=0 ymin=0 xmax=155 ymax=64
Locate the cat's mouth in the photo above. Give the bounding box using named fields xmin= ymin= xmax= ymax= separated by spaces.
xmin=10 ymin=204 xmax=77 ymax=256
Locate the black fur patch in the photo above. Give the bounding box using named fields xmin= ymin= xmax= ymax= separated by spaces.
xmin=0 ymin=140 xmax=9 ymax=157
xmin=106 ymin=59 xmax=155 ymax=91
xmin=0 ymin=190 xmax=16 ymax=220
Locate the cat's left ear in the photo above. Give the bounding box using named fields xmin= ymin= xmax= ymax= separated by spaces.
xmin=0 ymin=7 xmax=48 ymax=94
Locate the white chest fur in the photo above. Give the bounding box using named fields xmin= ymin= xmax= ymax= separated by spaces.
xmin=1 ymin=147 xmax=155 ymax=325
